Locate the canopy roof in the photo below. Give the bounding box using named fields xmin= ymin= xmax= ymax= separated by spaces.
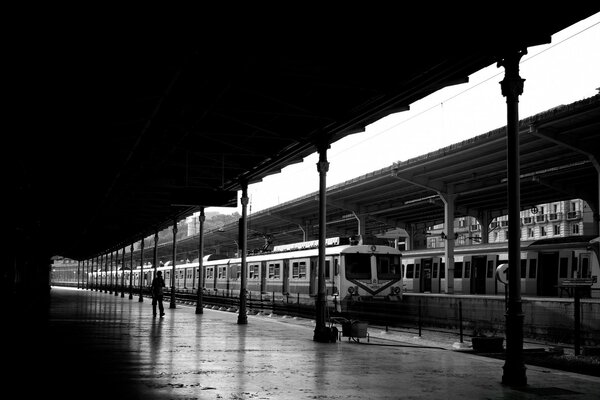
xmin=9 ymin=7 xmax=599 ymax=260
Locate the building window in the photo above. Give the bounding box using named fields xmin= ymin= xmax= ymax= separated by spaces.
xmin=528 ymin=228 xmax=535 ymax=238
xmin=540 ymin=227 xmax=546 ymax=236
xmin=427 ymin=237 xmax=437 ymax=248
xmin=572 ymin=224 xmax=580 ymax=234
xmin=554 ymin=225 xmax=560 ymax=235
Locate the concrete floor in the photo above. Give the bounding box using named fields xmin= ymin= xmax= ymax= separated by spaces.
xmin=8 ymin=287 xmax=600 ymax=399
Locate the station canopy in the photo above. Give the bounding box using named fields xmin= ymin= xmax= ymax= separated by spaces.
xmin=8 ymin=7 xmax=599 ymax=260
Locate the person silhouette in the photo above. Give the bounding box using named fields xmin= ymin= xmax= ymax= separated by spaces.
xmin=151 ymin=271 xmax=166 ymax=317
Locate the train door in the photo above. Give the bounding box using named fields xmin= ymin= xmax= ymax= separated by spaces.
xmin=579 ymin=253 xmax=591 ymax=278
xmin=471 ymin=255 xmax=487 ymax=294
xmin=462 ymin=256 xmax=472 ymax=294
xmin=332 ymin=256 xmax=340 ymax=296
xmin=537 ymin=252 xmax=560 ymax=296
xmin=524 ymin=253 xmax=538 ymax=295
xmin=421 ymin=258 xmax=432 ymax=292
xmin=431 ymin=257 xmax=442 ymax=293
xmin=486 ymin=255 xmax=498 ymax=294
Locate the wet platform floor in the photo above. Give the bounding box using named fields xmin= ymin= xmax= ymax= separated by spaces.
xmin=8 ymin=287 xmax=600 ymax=399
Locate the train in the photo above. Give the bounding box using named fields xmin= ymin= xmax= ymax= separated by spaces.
xmin=82 ymin=236 xmax=404 ymax=311
xmin=400 ymin=235 xmax=599 ymax=297
xmin=58 ymin=234 xmax=599 ymax=303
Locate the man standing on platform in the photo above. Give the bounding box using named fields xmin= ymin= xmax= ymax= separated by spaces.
xmin=151 ymin=271 xmax=165 ymax=317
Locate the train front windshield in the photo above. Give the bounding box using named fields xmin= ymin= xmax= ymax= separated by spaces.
xmin=345 ymin=253 xmax=401 ymax=279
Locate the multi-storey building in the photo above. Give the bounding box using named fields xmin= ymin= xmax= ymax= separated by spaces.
xmin=425 ymin=198 xmax=593 ymax=248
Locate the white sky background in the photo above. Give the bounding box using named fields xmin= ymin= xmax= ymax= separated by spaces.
xmin=210 ymin=13 xmax=600 ymax=216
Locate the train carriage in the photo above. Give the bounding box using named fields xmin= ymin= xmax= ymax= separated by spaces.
xmin=401 ymin=235 xmax=599 ymax=297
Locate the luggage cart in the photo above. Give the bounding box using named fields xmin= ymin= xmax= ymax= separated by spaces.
xmin=330 ymin=317 xmax=369 ymax=343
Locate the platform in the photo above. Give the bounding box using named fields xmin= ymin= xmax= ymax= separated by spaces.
xmin=8 ymin=287 xmax=600 ymax=399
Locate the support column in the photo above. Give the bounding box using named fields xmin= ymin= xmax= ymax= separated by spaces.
xmin=478 ymin=210 xmax=490 ymax=244
xmin=129 ymin=243 xmax=134 ymax=300
xmin=440 ymin=188 xmax=456 ymax=294
xmin=196 ymin=208 xmax=206 ymax=314
xmin=95 ymin=256 xmax=99 ymax=291
xmin=499 ymin=49 xmax=527 ymax=387
xmin=104 ymin=253 xmax=109 ymax=293
xmin=238 ymin=183 xmax=249 ymax=325
xmin=170 ymin=221 xmax=177 ymax=309
xmin=77 ymin=260 xmax=81 ymax=289
xmin=102 ymin=253 xmax=106 ymax=292
xmin=139 ymin=238 xmax=145 ymax=302
xmin=314 ymin=142 xmax=330 ymax=342
xmin=115 ymin=249 xmax=120 ymax=296
xmin=353 ymin=213 xmax=367 ymax=244
xmin=86 ymin=259 xmax=90 ymax=289
xmin=109 ymin=251 xmax=114 ymax=294
xmin=121 ymin=247 xmax=126 ymax=297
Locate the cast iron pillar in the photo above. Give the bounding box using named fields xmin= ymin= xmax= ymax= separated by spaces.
xmin=115 ymin=249 xmax=120 ymax=296
xmin=100 ymin=254 xmax=105 ymax=292
xmin=314 ymin=142 xmax=331 ymax=342
xmin=109 ymin=251 xmax=114 ymax=294
xmin=196 ymin=208 xmax=206 ymax=314
xmin=170 ymin=222 xmax=177 ymax=309
xmin=139 ymin=238 xmax=145 ymax=302
xmin=121 ymin=247 xmax=126 ymax=297
xmin=104 ymin=253 xmax=109 ymax=293
xmin=237 ymin=183 xmax=249 ymax=325
xmin=499 ymin=49 xmax=527 ymax=387
xmin=129 ymin=243 xmax=134 ymax=299
xmin=95 ymin=256 xmax=99 ymax=291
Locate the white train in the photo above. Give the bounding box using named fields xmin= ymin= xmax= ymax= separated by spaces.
xmin=87 ymin=237 xmax=403 ymax=311
xmin=400 ymin=235 xmax=599 ymax=297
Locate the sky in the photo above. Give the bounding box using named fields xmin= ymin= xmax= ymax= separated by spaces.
xmin=208 ymin=13 xmax=600 ymax=217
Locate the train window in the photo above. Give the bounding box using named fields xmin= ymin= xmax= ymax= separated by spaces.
xmin=345 ymin=254 xmax=371 ymax=279
xmin=325 ymin=260 xmax=331 ymax=279
xmin=406 ymin=264 xmax=414 ymax=278
xmin=268 ymin=263 xmax=281 ymax=279
xmin=206 ymin=268 xmax=214 ymax=279
xmin=454 ymin=262 xmax=463 ymax=278
xmin=378 ymin=255 xmax=401 ymax=279
xmin=487 ymin=261 xmax=494 ymax=278
xmin=249 ymin=264 xmax=260 ymax=279
xmin=292 ymin=261 xmax=307 ymax=279
xmin=334 ymin=258 xmax=339 ymax=276
xmin=464 ymin=262 xmax=471 ymax=278
xmin=229 ymin=264 xmax=240 ymax=279
xmin=559 ymin=258 xmax=568 ymax=278
xmin=581 ymin=256 xmax=590 ymax=278
xmin=528 ymin=259 xmax=537 ymax=278
xmin=415 ymin=264 xmax=420 ymax=278
xmin=520 ymin=260 xmax=527 ymax=278
xmin=440 ymin=262 xmax=445 ymax=278
xmin=218 ymin=266 xmax=226 ymax=279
